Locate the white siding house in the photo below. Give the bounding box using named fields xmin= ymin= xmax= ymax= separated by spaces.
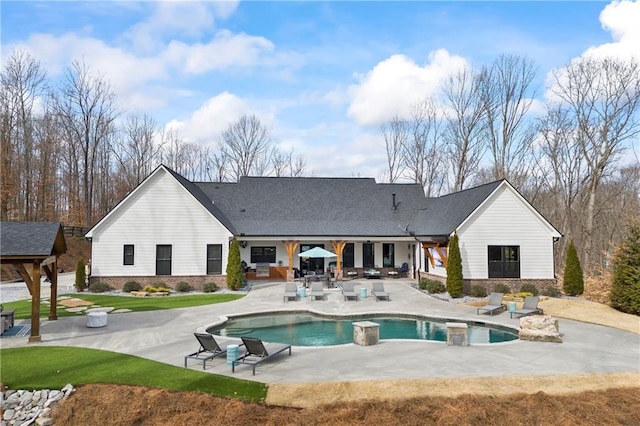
xmin=457 ymin=183 xmax=559 ymax=280
xmin=86 ymin=165 xmax=561 ymax=291
xmin=86 ymin=167 xmax=233 ymax=286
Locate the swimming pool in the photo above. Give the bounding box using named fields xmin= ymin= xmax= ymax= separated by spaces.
xmin=207 ymin=312 xmax=518 ymax=346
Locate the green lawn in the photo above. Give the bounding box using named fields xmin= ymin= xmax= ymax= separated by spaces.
xmin=0 ymin=346 xmax=267 ymax=401
xmin=2 ymin=293 xmax=245 ymax=320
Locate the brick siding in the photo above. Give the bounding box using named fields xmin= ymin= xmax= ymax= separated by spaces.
xmin=89 ymin=275 xmax=228 ymax=290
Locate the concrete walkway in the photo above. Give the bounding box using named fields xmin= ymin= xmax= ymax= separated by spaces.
xmin=1 ymin=279 xmax=638 ymax=384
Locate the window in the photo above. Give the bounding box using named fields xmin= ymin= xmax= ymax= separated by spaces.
xmin=488 ymin=245 xmax=520 ymax=278
xmin=363 ymin=243 xmax=375 ymax=268
xmin=342 ymin=243 xmax=354 ymax=268
xmin=251 ymin=246 xmax=276 ymax=263
xmin=383 ymin=243 xmax=395 ymax=267
xmin=123 ymin=245 xmax=134 ymax=265
xmin=156 ymin=245 xmax=172 ymax=275
xmin=207 ymin=244 xmax=223 ymax=275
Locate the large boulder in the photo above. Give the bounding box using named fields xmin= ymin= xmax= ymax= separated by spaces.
xmin=519 ymin=315 xmax=562 ymax=343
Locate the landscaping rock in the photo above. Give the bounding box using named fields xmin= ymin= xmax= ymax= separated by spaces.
xmin=1 ymin=385 xmax=74 ymax=426
xmin=519 ymin=315 xmax=562 ymax=343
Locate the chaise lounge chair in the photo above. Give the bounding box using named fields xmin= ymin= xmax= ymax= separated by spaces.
xmin=184 ymin=333 xmax=242 ymax=370
xmin=372 ymin=282 xmax=390 ymax=301
xmin=477 ymin=292 xmax=506 ymax=316
xmin=341 ymin=282 xmax=358 ymax=301
xmin=310 ymin=281 xmax=326 ymax=301
xmin=510 ymin=296 xmax=544 ymax=318
xmin=232 ymin=336 xmax=292 ymax=375
xmin=283 ymin=282 xmax=298 ymax=302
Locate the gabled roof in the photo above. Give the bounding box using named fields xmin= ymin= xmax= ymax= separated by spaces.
xmin=409 ymin=180 xmax=503 ymax=237
xmin=0 ymin=222 xmax=67 ymax=257
xmin=196 ymin=177 xmax=426 ymax=237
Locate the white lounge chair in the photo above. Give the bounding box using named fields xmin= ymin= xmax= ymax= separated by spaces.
xmin=310 ymin=281 xmax=326 ymax=301
xmin=341 ymin=282 xmax=358 ymax=301
xmin=511 ymin=296 xmax=543 ymax=318
xmin=283 ymin=283 xmax=298 ymax=302
xmin=372 ymin=282 xmax=390 ymax=301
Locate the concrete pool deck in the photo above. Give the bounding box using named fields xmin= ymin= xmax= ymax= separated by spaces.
xmin=1 ymin=279 xmax=639 ymax=385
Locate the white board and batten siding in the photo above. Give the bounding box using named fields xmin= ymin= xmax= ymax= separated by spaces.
xmin=457 ymin=184 xmax=560 ymax=280
xmin=88 ymin=168 xmax=233 ymax=277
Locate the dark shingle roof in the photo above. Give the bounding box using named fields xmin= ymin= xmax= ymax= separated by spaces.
xmin=409 ymin=180 xmax=503 ymax=236
xmin=1 ymin=222 xmax=67 ymax=257
xmin=196 ymin=177 xmax=427 ymax=237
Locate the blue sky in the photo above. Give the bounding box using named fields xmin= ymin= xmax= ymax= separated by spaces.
xmin=2 ymin=1 xmax=639 ymax=178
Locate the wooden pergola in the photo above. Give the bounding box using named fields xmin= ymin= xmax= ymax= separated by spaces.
xmin=0 ymin=222 xmax=67 ymax=342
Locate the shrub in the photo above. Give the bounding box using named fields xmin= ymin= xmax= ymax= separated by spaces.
xmin=563 ymin=240 xmax=584 ymax=296
xmin=541 ymin=286 xmax=562 ymax=297
xmin=143 ymin=286 xmax=157 ymax=293
xmin=75 ymin=258 xmax=86 ymax=292
xmin=226 ymin=238 xmax=244 ymax=290
xmin=175 ymin=282 xmax=193 ymax=293
xmin=123 ymin=281 xmax=142 ymax=292
xmin=420 ymin=279 xmax=445 ymax=293
xmin=152 ymin=282 xmax=171 ymax=292
xmin=610 ymin=220 xmax=640 ymax=315
xmin=203 ymin=282 xmax=218 ymax=293
xmin=519 ymin=283 xmax=539 ymax=296
xmin=446 ymin=233 xmax=464 ymax=298
xmin=493 ymin=283 xmax=511 ymax=294
xmin=89 ymin=281 xmax=112 ymax=293
xmin=469 ymin=285 xmax=487 ymax=298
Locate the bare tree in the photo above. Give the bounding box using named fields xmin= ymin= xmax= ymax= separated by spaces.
xmin=402 ymin=98 xmax=446 ymax=196
xmin=112 ymin=113 xmax=162 ymax=188
xmin=442 ymin=66 xmax=487 ymax=191
xmin=535 ymin=105 xmax=588 ymax=259
xmin=219 ymin=114 xmax=271 ymax=180
xmin=289 ymin=153 xmax=306 ymax=177
xmin=51 ymin=60 xmax=119 ymax=227
xmin=380 ymin=115 xmax=407 ymax=183
xmin=0 ymin=49 xmax=47 ymax=221
xmin=551 ymin=57 xmax=640 ymax=268
xmin=481 ymin=54 xmax=537 ymax=186
xmin=270 ymin=147 xmax=289 ymax=177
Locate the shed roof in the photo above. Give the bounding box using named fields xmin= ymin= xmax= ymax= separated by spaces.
xmin=0 ymin=222 xmax=67 ymax=258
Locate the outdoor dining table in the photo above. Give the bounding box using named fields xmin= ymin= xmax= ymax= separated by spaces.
xmin=304 ymin=274 xmax=332 ymax=287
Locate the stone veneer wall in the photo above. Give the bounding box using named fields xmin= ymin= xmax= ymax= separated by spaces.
xmin=419 ymin=273 xmax=557 ymax=294
xmin=89 ymin=275 xmax=228 ymax=290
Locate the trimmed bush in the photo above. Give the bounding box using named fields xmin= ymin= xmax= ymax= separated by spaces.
xmin=175 ymin=282 xmax=193 ymax=293
xmin=519 ymin=283 xmax=539 ymax=296
xmin=541 ymin=286 xmax=561 ymax=297
xmin=143 ymin=286 xmax=157 ymax=293
xmin=469 ymin=285 xmax=487 ymax=297
xmin=563 ymin=240 xmax=584 ymax=296
xmin=203 ymin=282 xmax=218 ymax=293
xmin=420 ymin=278 xmax=445 ymax=293
xmin=226 ymin=238 xmax=244 ymax=290
xmin=123 ymin=281 xmax=142 ymax=293
xmin=610 ymin=220 xmax=640 ymax=315
xmin=493 ymin=283 xmax=511 ymax=294
xmin=446 ymin=233 xmax=464 ymax=298
xmin=75 ymin=258 xmax=86 ymax=292
xmin=89 ymin=282 xmax=112 ymax=293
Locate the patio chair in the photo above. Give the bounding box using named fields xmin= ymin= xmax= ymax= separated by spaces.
xmin=371 ymin=282 xmax=390 ymax=301
xmin=310 ymin=281 xmax=326 ymax=301
xmin=232 ymin=336 xmax=292 ymax=375
xmin=399 ymin=263 xmax=409 ymax=278
xmin=184 ymin=333 xmax=241 ymax=370
xmin=510 ymin=296 xmax=544 ymax=319
xmin=477 ymin=292 xmax=506 ymax=316
xmin=283 ymin=283 xmax=298 ymax=302
xmin=341 ymin=282 xmax=358 ymax=301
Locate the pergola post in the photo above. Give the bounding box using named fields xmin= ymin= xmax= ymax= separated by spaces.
xmin=29 ymin=260 xmax=42 ymax=343
xmin=282 ymin=240 xmax=300 ymax=282
xmin=422 ymin=242 xmax=449 ymax=269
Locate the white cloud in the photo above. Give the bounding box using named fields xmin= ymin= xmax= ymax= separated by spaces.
xmin=347 ymin=49 xmax=468 ymax=126
xmin=165 ymin=92 xmax=275 ymax=143
xmin=164 ymin=30 xmax=274 ymax=74
xmin=123 ymin=0 xmax=240 ymax=53
xmin=589 ymin=0 xmax=640 ymax=60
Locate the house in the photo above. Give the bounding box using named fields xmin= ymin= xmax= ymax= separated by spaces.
xmin=86 ymin=165 xmax=562 ymax=292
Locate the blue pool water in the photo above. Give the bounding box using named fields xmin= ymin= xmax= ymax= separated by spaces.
xmin=207 ymin=313 xmax=518 ymax=346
